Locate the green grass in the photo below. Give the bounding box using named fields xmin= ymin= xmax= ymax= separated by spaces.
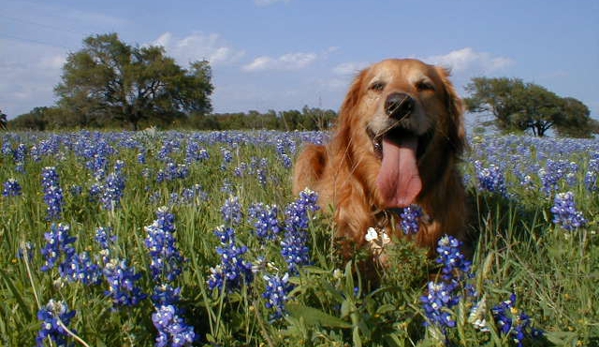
xmin=0 ymin=130 xmax=597 ymax=346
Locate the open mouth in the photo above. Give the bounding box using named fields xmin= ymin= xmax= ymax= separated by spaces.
xmin=368 ymin=125 xmax=431 ymax=161
xmin=367 ymin=123 xmax=433 ymax=208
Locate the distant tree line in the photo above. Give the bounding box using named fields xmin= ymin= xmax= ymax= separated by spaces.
xmin=3 ymin=32 xmax=597 ymax=137
xmin=7 ymin=105 xmax=337 ymax=131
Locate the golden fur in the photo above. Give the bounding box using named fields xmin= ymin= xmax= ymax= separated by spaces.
xmin=293 ymin=59 xmax=468 ymax=257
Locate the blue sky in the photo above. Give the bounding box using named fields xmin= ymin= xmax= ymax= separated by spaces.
xmin=2 ymin=0 xmax=598 ymax=126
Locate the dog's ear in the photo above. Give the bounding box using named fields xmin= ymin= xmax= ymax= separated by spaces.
xmin=435 ymin=66 xmax=467 ymax=155
xmin=338 ymin=68 xmax=368 ymax=122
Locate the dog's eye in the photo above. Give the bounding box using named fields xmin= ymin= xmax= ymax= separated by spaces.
xmin=369 ymin=81 xmax=385 ymax=92
xmin=416 ymin=81 xmax=435 ymax=91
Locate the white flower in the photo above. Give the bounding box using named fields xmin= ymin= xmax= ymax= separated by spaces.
xmin=365 ymin=227 xmax=378 ymax=242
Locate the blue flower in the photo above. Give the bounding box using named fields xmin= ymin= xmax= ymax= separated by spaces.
xmin=221 ymin=195 xmax=243 ymax=226
xmin=491 ymin=293 xmax=544 ymax=347
xmin=207 ymin=226 xmax=254 ymax=292
xmin=41 ymin=223 xmax=77 ymax=272
xmin=248 ymin=203 xmax=281 ymax=240
xmin=41 ymin=223 xmax=103 ymax=285
xmin=41 ymin=167 xmax=64 ymax=220
xmin=100 ymin=170 xmax=126 ymax=210
xmin=144 ymin=207 xmax=185 ymax=283
xmin=281 ymin=189 xmax=319 ymax=274
xmin=62 ymin=251 xmax=102 ymax=285
xmin=36 ymin=299 xmax=76 ymax=347
xmin=399 ymin=204 xmax=423 ymax=235
xmin=551 ymin=191 xmax=587 ymax=231
xmin=436 ymin=235 xmax=472 ymax=281
xmin=421 ymin=281 xmax=458 ymax=330
xmin=262 ymin=273 xmax=293 ymax=320
xmin=152 ymin=284 xmax=182 ymax=307
xmin=14 ymin=143 xmax=27 ymax=163
xmin=475 ymin=161 xmax=507 ymax=195
xmin=2 ymin=178 xmax=22 ymax=197
xmin=152 ymin=305 xmax=196 ymax=347
xmin=421 ymin=235 xmax=473 ymax=338
xmin=103 ymin=258 xmax=147 ymax=307
xmin=185 ymin=141 xmax=209 ymax=164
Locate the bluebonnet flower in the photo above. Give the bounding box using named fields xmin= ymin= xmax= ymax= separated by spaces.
xmin=144 ymin=207 xmax=185 ymax=283
xmin=221 ymin=196 xmax=243 ymax=226
xmin=399 ymin=204 xmax=423 ymax=235
xmin=36 ymin=299 xmax=76 ymax=347
xmin=157 ymin=140 xmax=182 ymax=162
xmin=538 ymin=159 xmax=573 ymax=194
xmin=220 ymin=147 xmax=233 ymax=170
xmin=585 ymin=171 xmax=597 ymax=192
xmin=157 ymin=162 xmax=189 ymax=183
xmin=256 ymin=158 xmax=269 ymax=187
xmin=584 ymin=154 xmax=599 ymax=191
xmin=207 ymin=226 xmax=254 ymax=292
xmin=180 ymin=184 xmax=207 ymax=204
xmin=248 ymin=203 xmax=282 ymax=240
xmin=14 ymin=143 xmax=27 ymax=163
xmin=138 ymin=151 xmax=147 ymax=164
xmin=63 ymin=251 xmax=102 ymax=285
xmin=280 ymin=154 xmax=292 ymax=169
xmin=41 ymin=223 xmax=77 ymax=272
xmin=1 ymin=140 xmax=12 ymax=157
xmin=234 ymin=162 xmax=248 ymax=177
xmin=185 ymin=141 xmax=209 ymax=164
xmin=436 ymin=235 xmax=472 ymax=281
xmin=152 ymin=283 xmax=182 ymax=307
xmin=281 ymin=189 xmax=319 ymax=274
xmin=474 ymin=161 xmax=507 ymax=195
xmin=41 ymin=223 xmax=102 ymax=285
xmin=2 ymin=178 xmax=22 ymax=197
xmin=95 ymin=226 xmax=116 ymax=251
xmin=143 ymin=208 xmax=196 ymax=344
xmin=95 ymin=226 xmax=145 ymax=307
xmin=41 ymin=167 xmax=64 ymax=220
xmin=421 ymin=235 xmax=473 ymax=338
xmin=152 ymin=304 xmax=196 ymax=347
xmin=86 ymin=155 xmax=109 ymax=180
xmin=421 ymin=281 xmax=458 ymax=331
xmin=102 ymin=258 xmax=147 ymax=307
xmin=263 ymin=273 xmax=293 ymax=320
xmin=491 ymin=293 xmax=544 ymax=347
xmin=550 ymin=191 xmax=587 ymax=231
xmin=100 ymin=171 xmax=126 ymax=210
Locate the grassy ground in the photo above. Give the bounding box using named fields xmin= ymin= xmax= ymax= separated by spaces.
xmin=0 ymin=130 xmax=597 ymax=346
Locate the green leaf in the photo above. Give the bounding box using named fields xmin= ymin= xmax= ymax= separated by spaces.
xmin=0 ymin=268 xmax=31 ymax=321
xmin=286 ymin=304 xmax=352 ymax=329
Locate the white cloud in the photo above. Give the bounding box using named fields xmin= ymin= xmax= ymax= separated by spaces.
xmin=254 ymin=0 xmax=290 ymax=7
xmin=332 ymin=61 xmax=370 ymax=76
xmin=425 ymin=47 xmax=513 ymax=74
xmin=151 ymin=32 xmax=245 ymax=66
xmin=242 ymin=52 xmax=317 ymax=72
xmin=0 ymin=39 xmax=65 ymax=117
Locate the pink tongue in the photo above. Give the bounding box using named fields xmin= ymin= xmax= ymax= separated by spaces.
xmin=376 ymin=136 xmax=422 ymax=208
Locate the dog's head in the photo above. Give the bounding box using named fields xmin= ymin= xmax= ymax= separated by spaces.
xmin=336 ymin=59 xmax=466 ymax=208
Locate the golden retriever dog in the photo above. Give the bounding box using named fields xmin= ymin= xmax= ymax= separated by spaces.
xmin=293 ymin=58 xmax=467 ymax=258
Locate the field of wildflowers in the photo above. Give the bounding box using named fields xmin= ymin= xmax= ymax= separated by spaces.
xmin=0 ymin=129 xmax=597 ymax=346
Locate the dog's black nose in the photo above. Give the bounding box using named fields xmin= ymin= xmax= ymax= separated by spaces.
xmin=385 ymin=93 xmax=414 ymax=120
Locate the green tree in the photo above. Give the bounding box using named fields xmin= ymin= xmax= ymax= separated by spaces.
xmin=55 ymin=33 xmax=213 ymax=130
xmin=554 ymin=97 xmax=598 ymax=138
xmin=464 ymin=77 xmax=595 ymax=137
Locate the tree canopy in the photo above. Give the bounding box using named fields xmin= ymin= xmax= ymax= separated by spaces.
xmin=464 ymin=77 xmax=597 ymax=137
xmin=55 ymin=33 xmax=214 ymax=130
